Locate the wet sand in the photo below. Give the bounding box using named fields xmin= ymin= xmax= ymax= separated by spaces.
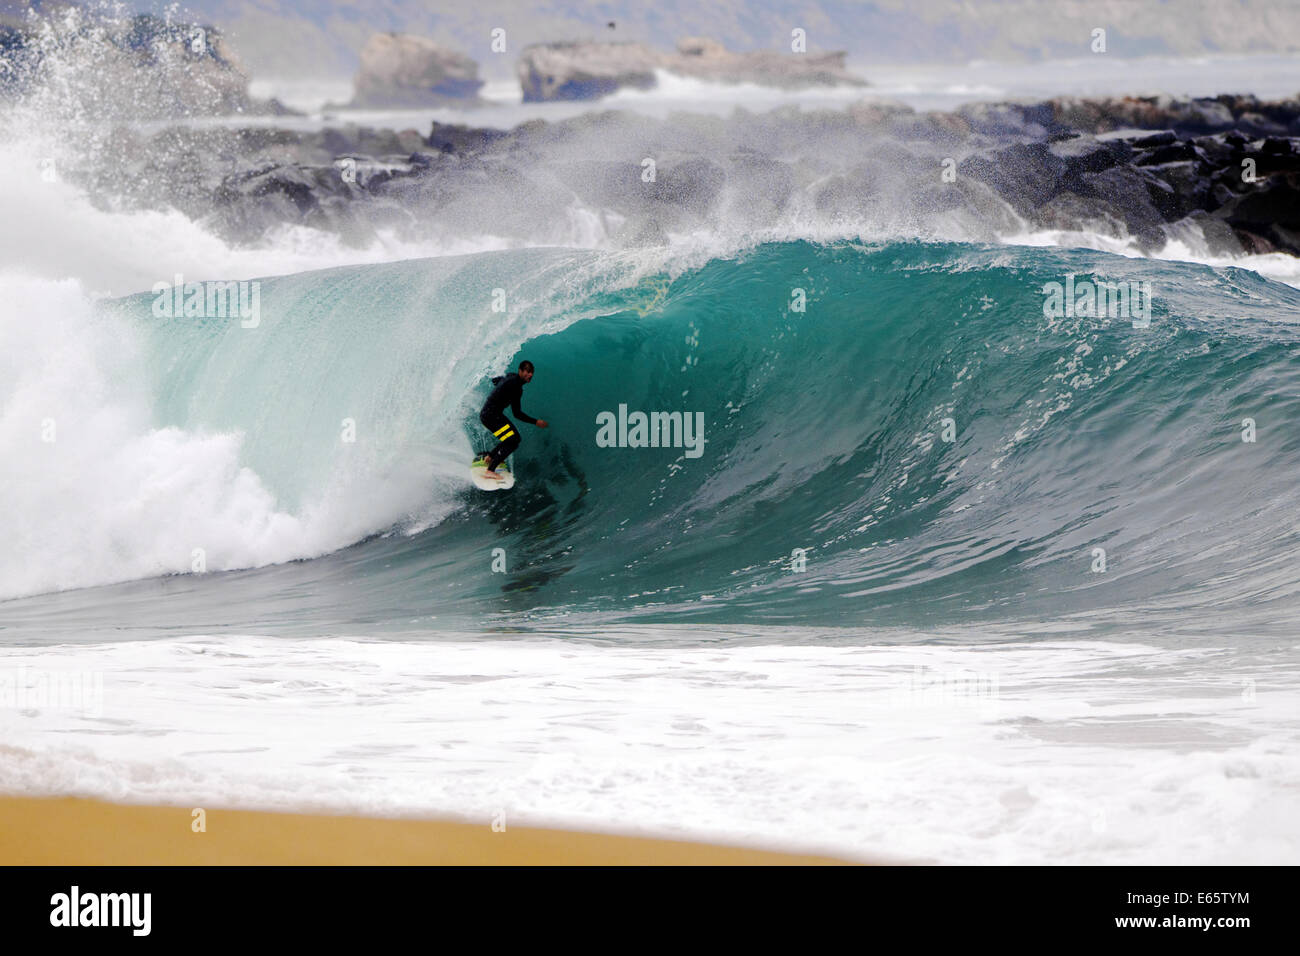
xmin=0 ymin=796 xmax=858 ymax=865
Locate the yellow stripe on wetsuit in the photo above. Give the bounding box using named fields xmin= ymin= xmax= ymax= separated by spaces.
xmin=493 ymin=423 xmax=516 ymax=441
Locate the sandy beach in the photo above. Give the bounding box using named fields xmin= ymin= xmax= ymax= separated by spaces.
xmin=0 ymin=796 xmax=857 ymax=865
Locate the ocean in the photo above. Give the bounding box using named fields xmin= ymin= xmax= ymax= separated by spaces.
xmin=2 ymin=37 xmax=1299 ymax=863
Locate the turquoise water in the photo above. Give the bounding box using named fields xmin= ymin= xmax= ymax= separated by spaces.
xmin=8 ymin=239 xmax=1300 ymax=638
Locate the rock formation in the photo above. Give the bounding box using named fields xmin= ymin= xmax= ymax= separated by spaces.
xmin=349 ymin=33 xmax=485 ymax=108
xmin=517 ymin=37 xmax=866 ymax=102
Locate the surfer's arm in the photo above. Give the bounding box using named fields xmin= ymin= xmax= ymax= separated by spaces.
xmin=510 ymin=397 xmax=538 ymax=425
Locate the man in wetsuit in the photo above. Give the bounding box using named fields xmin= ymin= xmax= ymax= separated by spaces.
xmin=478 ymin=360 xmax=548 ymax=480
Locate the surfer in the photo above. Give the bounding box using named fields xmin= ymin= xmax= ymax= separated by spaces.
xmin=478 ymin=360 xmax=547 ymax=480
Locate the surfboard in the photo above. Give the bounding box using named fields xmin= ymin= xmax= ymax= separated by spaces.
xmin=470 ymin=454 xmax=515 ymax=490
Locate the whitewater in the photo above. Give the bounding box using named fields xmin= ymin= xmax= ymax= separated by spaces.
xmin=3 ymin=40 xmax=1300 ymax=862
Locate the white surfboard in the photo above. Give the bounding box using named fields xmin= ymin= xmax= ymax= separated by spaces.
xmin=470 ymin=455 xmax=515 ymax=490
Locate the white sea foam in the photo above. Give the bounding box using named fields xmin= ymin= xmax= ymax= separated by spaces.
xmin=1 ymin=632 xmax=1294 ymax=864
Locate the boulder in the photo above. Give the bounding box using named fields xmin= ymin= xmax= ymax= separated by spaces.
xmin=1174 ymin=210 xmax=1246 ymax=256
xmin=350 ymin=33 xmax=484 ymax=107
xmin=1072 ymin=165 xmax=1174 ymax=243
xmin=212 ymin=162 xmax=368 ymax=240
xmin=1216 ymin=173 xmax=1300 ymax=255
xmin=517 ymin=41 xmax=661 ymax=102
xmin=1129 ymin=130 xmax=1177 ymax=148
xmin=1144 ymin=160 xmax=1214 ymax=217
xmin=1035 ymin=192 xmax=1131 ymax=239
xmin=667 ymin=37 xmax=865 ymax=90
xmin=646 ymin=157 xmax=728 ymax=214
xmin=957 ymin=142 xmax=1067 ymax=215
xmin=1048 ymin=135 xmax=1132 ymax=177
xmin=1135 ymin=141 xmax=1204 ymax=165
xmin=425 ymin=122 xmax=512 ymax=155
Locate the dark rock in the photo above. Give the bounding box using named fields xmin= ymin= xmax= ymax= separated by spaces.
xmin=1145 ymin=160 xmax=1213 ymax=216
xmin=1180 ymin=98 xmax=1236 ymax=133
xmin=1135 ymin=141 xmax=1203 ymax=165
xmin=1237 ymin=112 xmax=1290 ymax=137
xmin=1251 ymin=143 xmax=1300 ymax=176
xmin=1233 ymin=229 xmax=1278 ymax=254
xmin=1191 ymin=133 xmax=1245 ymax=167
xmin=1049 ymin=135 xmax=1132 ymax=176
xmin=426 ymin=122 xmax=511 ymax=155
xmin=917 ymin=179 xmax=1024 ymax=239
xmin=648 ymin=158 xmax=727 ymax=214
xmin=1035 ymin=192 xmax=1132 ymax=240
xmin=1211 ymin=176 xmax=1246 ymax=205
xmin=1130 ymin=131 xmax=1177 ymax=148
xmin=1174 ymin=210 xmax=1246 ymax=256
xmin=1216 ymin=173 xmax=1300 ymax=254
xmin=1075 ymin=165 xmax=1174 ymax=237
xmin=211 ymin=162 xmax=372 ymax=241
xmin=957 ymin=142 xmax=1066 ymax=214
xmin=1047 ymin=95 xmax=1300 ymax=138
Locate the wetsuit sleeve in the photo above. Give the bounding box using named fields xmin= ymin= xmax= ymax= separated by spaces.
xmin=511 ymin=390 xmax=537 ymax=425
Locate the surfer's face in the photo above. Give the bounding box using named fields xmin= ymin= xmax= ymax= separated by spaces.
xmin=520 ymin=368 xmax=534 ymax=382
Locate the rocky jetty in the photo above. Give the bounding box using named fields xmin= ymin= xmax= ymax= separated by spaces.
xmin=348 ymin=33 xmax=485 ymax=108
xmin=923 ymin=95 xmax=1300 ymax=255
xmin=47 ymin=92 xmax=1300 ymax=259
xmin=517 ymin=37 xmax=866 ymax=102
xmin=958 ymin=127 xmax=1300 ymax=255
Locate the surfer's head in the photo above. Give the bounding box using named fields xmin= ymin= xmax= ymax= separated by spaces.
xmin=519 ymin=360 xmax=534 ymax=383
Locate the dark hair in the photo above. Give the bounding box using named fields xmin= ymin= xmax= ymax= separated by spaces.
xmin=519 ymin=360 xmax=535 ymax=373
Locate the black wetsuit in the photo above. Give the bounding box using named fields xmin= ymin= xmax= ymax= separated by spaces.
xmin=479 ymin=373 xmax=536 ymax=468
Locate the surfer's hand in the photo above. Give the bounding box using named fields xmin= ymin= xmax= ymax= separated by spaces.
xmin=536 ymin=419 xmax=549 ymax=428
